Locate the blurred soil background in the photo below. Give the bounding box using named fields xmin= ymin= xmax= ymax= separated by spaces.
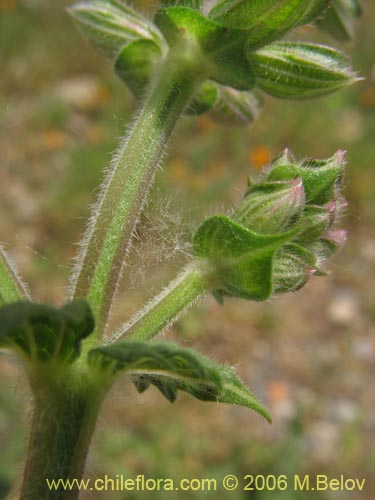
xmin=0 ymin=1 xmax=374 ymax=498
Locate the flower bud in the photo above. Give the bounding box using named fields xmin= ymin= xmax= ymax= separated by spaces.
xmin=209 ymin=87 xmax=262 ymax=125
xmin=248 ymin=42 xmax=357 ymax=99
xmin=265 ymin=150 xmax=345 ymax=205
xmin=322 ymin=229 xmax=348 ymax=254
xmin=68 ymin=0 xmax=164 ymax=59
xmin=234 ymin=179 xmax=305 ymax=234
xmin=294 ymin=205 xmax=333 ymax=244
xmin=193 ymin=150 xmax=347 ymax=302
xmin=272 ymin=243 xmax=317 ymax=294
xmin=308 ymin=228 xmax=347 ymax=269
xmin=188 ymin=83 xmax=262 ymax=124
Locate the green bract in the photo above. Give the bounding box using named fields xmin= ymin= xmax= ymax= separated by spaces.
xmin=193 ymin=150 xmax=347 ymax=302
xmin=193 ymin=215 xmax=296 ymax=301
xmin=0 ymin=300 xmax=94 ymax=364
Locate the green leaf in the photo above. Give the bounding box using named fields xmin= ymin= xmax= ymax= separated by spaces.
xmin=248 ymin=42 xmax=356 ymax=99
xmin=154 ymin=7 xmax=254 ymax=90
xmin=0 ymin=300 xmax=94 ymax=364
xmin=69 ymin=0 xmax=165 ymax=58
xmin=115 ymin=39 xmax=163 ymax=97
xmin=209 ymin=0 xmax=329 ymax=47
xmin=316 ymin=0 xmax=361 ymax=41
xmin=193 ymin=215 xmax=295 ymax=300
xmin=88 ymin=341 xmax=271 ymax=420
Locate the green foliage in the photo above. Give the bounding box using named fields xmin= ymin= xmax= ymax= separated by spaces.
xmin=0 ymin=300 xmax=94 ymax=364
xmin=88 ymin=341 xmax=271 ymax=420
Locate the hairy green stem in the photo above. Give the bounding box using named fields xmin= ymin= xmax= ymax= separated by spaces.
xmin=20 ymin=370 xmax=104 ymax=500
xmin=0 ymin=244 xmax=29 ymax=305
xmin=69 ymin=46 xmax=206 ymax=335
xmin=112 ymin=264 xmax=210 ymax=342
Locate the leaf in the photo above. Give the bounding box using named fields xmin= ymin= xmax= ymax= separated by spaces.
xmin=209 ymin=0 xmax=330 ymax=47
xmin=248 ymin=42 xmax=356 ymax=99
xmin=154 ymin=7 xmax=254 ymax=90
xmin=193 ymin=215 xmax=295 ymax=300
xmin=88 ymin=341 xmax=271 ymax=421
xmin=69 ymin=0 xmax=165 ymax=58
xmin=0 ymin=300 xmax=94 ymax=364
xmin=115 ymin=39 xmax=163 ymax=98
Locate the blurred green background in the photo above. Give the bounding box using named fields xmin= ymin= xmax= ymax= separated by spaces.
xmin=0 ymin=1 xmax=374 ymax=498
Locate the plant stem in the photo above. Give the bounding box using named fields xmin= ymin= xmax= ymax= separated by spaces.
xmin=69 ymin=46 xmax=206 ymax=334
xmin=112 ymin=264 xmax=211 ymax=342
xmin=0 ymin=244 xmax=30 ymax=305
xmin=20 ymin=371 xmax=104 ymax=500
